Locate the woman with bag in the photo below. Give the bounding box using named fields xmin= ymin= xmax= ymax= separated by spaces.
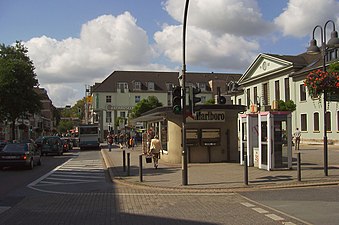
xmin=148 ymin=135 xmax=162 ymax=169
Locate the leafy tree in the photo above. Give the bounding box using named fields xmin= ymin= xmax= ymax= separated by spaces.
xmin=277 ymin=100 xmax=296 ymax=112
xmin=57 ymin=120 xmax=74 ymax=134
xmin=129 ymin=96 xmax=163 ymax=119
xmin=0 ymin=41 xmax=41 ymax=140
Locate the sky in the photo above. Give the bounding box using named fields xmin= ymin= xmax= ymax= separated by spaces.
xmin=1 ymin=0 xmax=339 ymax=107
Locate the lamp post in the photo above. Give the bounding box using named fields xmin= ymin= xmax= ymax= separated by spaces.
xmin=180 ymin=0 xmax=190 ymax=186
xmin=307 ymin=20 xmax=339 ymax=176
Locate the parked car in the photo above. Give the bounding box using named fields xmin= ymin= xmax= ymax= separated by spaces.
xmin=61 ymin=138 xmax=73 ymax=151
xmin=0 ymin=143 xmax=42 ymax=170
xmin=35 ymin=136 xmax=63 ymax=156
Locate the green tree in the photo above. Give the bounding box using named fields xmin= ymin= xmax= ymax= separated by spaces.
xmin=129 ymin=96 xmax=163 ymax=119
xmin=0 ymin=42 xmax=41 ymax=140
xmin=57 ymin=120 xmax=74 ymax=134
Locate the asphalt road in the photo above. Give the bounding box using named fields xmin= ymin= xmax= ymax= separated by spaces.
xmin=241 ymin=185 xmax=339 ymax=225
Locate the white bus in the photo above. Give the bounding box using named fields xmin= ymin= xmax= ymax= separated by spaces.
xmin=78 ymin=125 xmax=100 ymax=150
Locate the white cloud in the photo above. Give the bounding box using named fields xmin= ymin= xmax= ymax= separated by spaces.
xmin=24 ymin=12 xmax=167 ymax=107
xmin=164 ymin=0 xmax=273 ymax=36
xmin=156 ymin=0 xmax=266 ymax=71
xmin=274 ymin=0 xmax=339 ymax=37
xmin=154 ymin=25 xmax=259 ymax=70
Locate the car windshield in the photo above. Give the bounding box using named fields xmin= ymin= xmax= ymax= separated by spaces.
xmin=2 ymin=143 xmax=27 ymax=152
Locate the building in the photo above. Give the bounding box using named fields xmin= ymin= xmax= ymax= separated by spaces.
xmin=235 ymin=52 xmax=339 ymax=144
xmin=90 ymin=71 xmax=242 ymax=141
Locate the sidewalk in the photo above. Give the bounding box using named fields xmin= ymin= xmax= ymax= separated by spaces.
xmin=101 ymin=144 xmax=339 ymax=192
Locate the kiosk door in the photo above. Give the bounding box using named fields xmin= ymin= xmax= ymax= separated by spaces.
xmin=260 ymin=121 xmax=268 ymax=170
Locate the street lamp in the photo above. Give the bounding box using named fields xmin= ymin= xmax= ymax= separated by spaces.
xmin=307 ymin=20 xmax=339 ymax=176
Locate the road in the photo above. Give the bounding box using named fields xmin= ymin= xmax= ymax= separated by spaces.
xmin=0 ymin=148 xmax=336 ymax=225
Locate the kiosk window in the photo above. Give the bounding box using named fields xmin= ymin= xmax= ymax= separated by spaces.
xmin=201 ymin=129 xmax=220 ymax=139
xmin=187 ymin=129 xmax=198 ymax=139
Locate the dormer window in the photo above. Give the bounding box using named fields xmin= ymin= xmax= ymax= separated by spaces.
xmin=147 ymin=82 xmax=154 ymax=91
xmin=134 ymin=81 xmax=141 ymax=91
xmin=117 ymin=82 xmax=128 ymax=93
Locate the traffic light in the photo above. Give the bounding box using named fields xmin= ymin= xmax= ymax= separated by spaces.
xmin=172 ymin=86 xmax=182 ymax=114
xmin=189 ymin=86 xmax=201 ymax=113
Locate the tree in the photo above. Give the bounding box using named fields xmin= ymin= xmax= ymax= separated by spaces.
xmin=57 ymin=120 xmax=74 ymax=134
xmin=129 ymin=96 xmax=163 ymax=119
xmin=0 ymin=41 xmax=41 ymax=140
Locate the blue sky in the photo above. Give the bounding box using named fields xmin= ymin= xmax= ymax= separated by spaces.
xmin=1 ymin=0 xmax=339 ymax=107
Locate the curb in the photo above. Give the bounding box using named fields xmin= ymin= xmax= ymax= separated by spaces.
xmin=101 ymin=150 xmax=339 ymax=193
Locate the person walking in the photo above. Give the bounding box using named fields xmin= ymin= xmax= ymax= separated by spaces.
xmin=107 ymin=133 xmax=113 ymax=152
xmin=149 ymin=135 xmax=162 ymax=169
xmin=294 ymin=128 xmax=301 ymax=150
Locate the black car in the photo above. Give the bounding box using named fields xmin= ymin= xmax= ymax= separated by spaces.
xmin=0 ymin=143 xmax=42 ymax=170
xmin=35 ymin=136 xmax=63 ymax=156
xmin=61 ymin=138 xmax=73 ymax=151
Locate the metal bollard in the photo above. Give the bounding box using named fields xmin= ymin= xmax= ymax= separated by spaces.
xmin=123 ymin=150 xmax=126 ymax=172
xmin=297 ymin=152 xmax=301 ymax=182
xmin=139 ymin=154 xmax=143 ymax=182
xmin=127 ymin=152 xmax=130 ymax=176
xmin=244 ymin=152 xmax=248 ymax=186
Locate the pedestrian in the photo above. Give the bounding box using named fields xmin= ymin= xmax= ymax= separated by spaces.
xmin=148 ymin=135 xmax=162 ymax=169
xmin=107 ymin=133 xmax=113 ymax=152
xmin=294 ymin=128 xmax=301 ymax=150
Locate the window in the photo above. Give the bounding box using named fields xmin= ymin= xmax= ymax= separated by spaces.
xmin=197 ymin=83 xmax=207 ymax=92
xmin=246 ymin=88 xmax=251 ymax=109
xmin=134 ymin=81 xmax=141 ymax=90
xmin=275 ymin=80 xmax=280 ymax=100
xmin=120 ymin=111 xmax=126 ymax=118
xmin=263 ymin=83 xmax=269 ymax=105
xmin=300 ymin=84 xmax=306 ymax=101
xmin=238 ymin=98 xmax=242 ymax=105
xmin=166 ymin=83 xmax=174 ymax=91
xmin=301 ymin=114 xmax=307 ymax=131
xmin=253 ymin=87 xmax=258 ymax=104
xmin=106 ymin=111 xmax=112 ymax=123
xmin=135 ymin=96 xmax=141 ymax=103
xmin=147 ymin=82 xmax=154 ymax=91
xmin=117 ymin=82 xmax=128 ymax=93
xmin=201 ymin=96 xmax=206 ymax=103
xmin=106 ymin=95 xmax=111 ymax=103
xmin=314 ymin=112 xmax=319 ymax=132
xmin=326 ymin=111 xmax=331 ymax=131
xmin=284 ymin=78 xmax=290 ymax=101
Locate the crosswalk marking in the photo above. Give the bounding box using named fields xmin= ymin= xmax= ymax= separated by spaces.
xmin=28 ymin=158 xmax=105 ymax=188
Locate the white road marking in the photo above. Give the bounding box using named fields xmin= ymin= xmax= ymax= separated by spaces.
xmin=241 ymin=202 xmax=255 ymax=207
xmin=252 ymin=207 xmax=268 ymax=213
xmin=266 ymin=213 xmax=284 ymax=221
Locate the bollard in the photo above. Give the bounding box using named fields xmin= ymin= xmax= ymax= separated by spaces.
xmin=139 ymin=154 xmax=143 ymax=182
xmin=123 ymin=150 xmax=126 ymax=172
xmin=244 ymin=151 xmax=248 ymax=186
xmin=127 ymin=152 xmax=130 ymax=176
xmin=297 ymin=152 xmax=301 ymax=182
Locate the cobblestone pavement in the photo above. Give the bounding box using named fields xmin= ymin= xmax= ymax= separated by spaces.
xmin=102 ymin=144 xmax=339 ymax=191
xmin=0 ymin=181 xmax=307 ymax=225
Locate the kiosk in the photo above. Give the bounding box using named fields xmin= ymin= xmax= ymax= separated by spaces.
xmin=240 ymin=111 xmax=292 ymax=170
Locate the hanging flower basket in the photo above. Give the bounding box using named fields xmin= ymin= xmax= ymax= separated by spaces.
xmin=304 ymin=69 xmax=339 ymax=99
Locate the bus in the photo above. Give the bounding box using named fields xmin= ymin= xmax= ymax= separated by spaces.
xmin=78 ymin=125 xmax=100 ymax=150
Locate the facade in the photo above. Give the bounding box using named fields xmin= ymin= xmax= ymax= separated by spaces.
xmin=90 ymin=71 xmax=241 ymax=141
xmin=235 ymin=52 xmax=339 ymax=144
